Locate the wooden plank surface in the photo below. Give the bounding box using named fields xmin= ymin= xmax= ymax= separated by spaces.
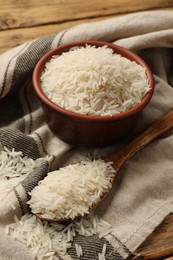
xmin=0 ymin=6 xmax=173 ymax=54
xmin=0 ymin=0 xmax=173 ymax=53
xmin=131 ymin=214 xmax=173 ymax=259
xmin=0 ymin=0 xmax=173 ymax=259
xmin=0 ymin=15 xmax=112 ymax=53
xmin=0 ymin=0 xmax=172 ymax=30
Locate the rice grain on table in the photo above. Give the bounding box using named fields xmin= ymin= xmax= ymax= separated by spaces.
xmin=41 ymin=45 xmax=150 ymax=116
xmin=27 ymin=159 xmax=115 ymax=220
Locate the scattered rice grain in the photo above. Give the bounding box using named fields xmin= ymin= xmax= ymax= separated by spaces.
xmin=7 ymin=213 xmax=112 ymax=260
xmin=0 ymin=144 xmax=44 ymax=203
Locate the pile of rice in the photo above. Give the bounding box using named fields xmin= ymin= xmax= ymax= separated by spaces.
xmin=28 ymin=159 xmax=115 ymax=220
xmin=0 ymin=144 xmax=43 ymax=202
xmin=6 ymin=213 xmax=112 ymax=260
xmin=41 ymin=45 xmax=150 ymax=116
xmin=1 ymin=145 xmax=114 ymax=259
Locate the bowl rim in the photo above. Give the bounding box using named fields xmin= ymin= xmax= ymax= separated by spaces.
xmin=32 ymin=40 xmax=155 ymax=122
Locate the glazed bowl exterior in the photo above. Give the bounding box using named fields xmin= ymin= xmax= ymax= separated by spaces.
xmin=32 ymin=40 xmax=155 ymax=147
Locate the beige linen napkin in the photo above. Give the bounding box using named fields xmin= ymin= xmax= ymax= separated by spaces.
xmin=0 ymin=10 xmax=173 ymax=259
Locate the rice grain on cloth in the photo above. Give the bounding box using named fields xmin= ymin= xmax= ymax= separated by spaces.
xmin=0 ymin=10 xmax=173 ymax=260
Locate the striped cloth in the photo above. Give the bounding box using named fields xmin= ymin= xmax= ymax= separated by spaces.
xmin=0 ymin=10 xmax=173 ymax=260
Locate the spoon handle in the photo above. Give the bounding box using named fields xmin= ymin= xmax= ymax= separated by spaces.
xmin=103 ymin=110 xmax=173 ymax=172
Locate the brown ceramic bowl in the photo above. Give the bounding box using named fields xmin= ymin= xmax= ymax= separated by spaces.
xmin=32 ymin=40 xmax=155 ymax=147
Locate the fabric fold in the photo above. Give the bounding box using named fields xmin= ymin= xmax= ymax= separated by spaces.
xmin=0 ymin=10 xmax=173 ymax=260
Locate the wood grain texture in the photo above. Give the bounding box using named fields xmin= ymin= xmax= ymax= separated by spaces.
xmin=0 ymin=0 xmax=173 ymax=30
xmin=104 ymin=110 xmax=173 ymax=172
xmin=0 ymin=15 xmax=111 ymax=53
xmin=0 ymin=0 xmax=173 ymax=259
xmin=0 ymin=6 xmax=172 ymax=54
xmin=104 ymin=110 xmax=173 ymax=259
xmin=131 ymin=214 xmax=173 ymax=259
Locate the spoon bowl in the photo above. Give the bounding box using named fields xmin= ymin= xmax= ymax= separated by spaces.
xmin=33 ymin=110 xmax=173 ymax=222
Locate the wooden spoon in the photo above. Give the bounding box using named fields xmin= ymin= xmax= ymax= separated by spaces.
xmin=35 ymin=110 xmax=173 ymax=222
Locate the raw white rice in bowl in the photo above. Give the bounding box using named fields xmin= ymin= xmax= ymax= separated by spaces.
xmin=40 ymin=45 xmax=151 ymax=116
xmin=33 ymin=41 xmax=154 ymax=146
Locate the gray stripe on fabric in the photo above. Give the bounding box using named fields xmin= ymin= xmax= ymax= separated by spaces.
xmin=22 ymin=160 xmax=49 ymax=197
xmin=0 ymin=94 xmax=23 ymax=128
xmin=54 ymin=254 xmax=64 ymax=260
xmin=112 ymin=234 xmax=133 ymax=257
xmin=20 ymin=80 xmax=41 ymax=135
xmin=13 ymin=188 xmax=25 ymax=216
xmin=68 ymin=234 xmax=124 ymax=260
xmin=16 ymin=116 xmax=26 ymax=133
xmin=34 ymin=132 xmax=49 ymax=155
xmin=0 ymin=128 xmax=42 ymax=159
xmin=9 ymin=33 xmax=57 ymax=96
xmin=56 ymin=30 xmax=68 ymax=46
xmin=23 ymin=82 xmax=32 ymax=134
xmin=0 ymin=42 xmax=31 ymax=98
xmin=51 ymin=29 xmax=68 ymax=49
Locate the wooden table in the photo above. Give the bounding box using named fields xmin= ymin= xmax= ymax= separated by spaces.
xmin=1 ymin=1 xmax=173 ymax=259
